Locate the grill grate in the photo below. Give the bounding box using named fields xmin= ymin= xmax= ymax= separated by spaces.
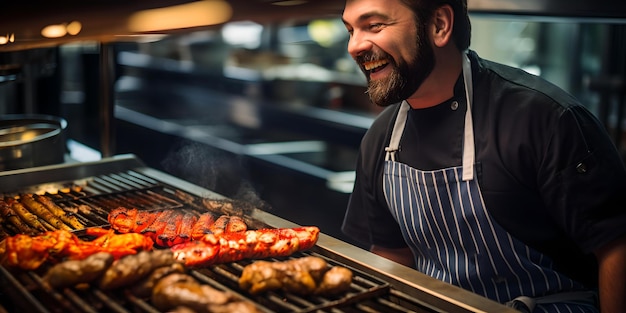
xmin=0 ymin=169 xmax=437 ymax=313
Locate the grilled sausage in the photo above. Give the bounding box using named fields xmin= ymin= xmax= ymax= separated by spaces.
xmin=43 ymin=252 xmax=114 ymax=288
xmin=239 ymin=256 xmax=352 ymax=296
xmin=98 ymin=249 xmax=178 ymax=290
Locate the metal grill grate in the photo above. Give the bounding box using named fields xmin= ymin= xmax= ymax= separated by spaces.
xmin=0 ymin=169 xmax=437 ymax=313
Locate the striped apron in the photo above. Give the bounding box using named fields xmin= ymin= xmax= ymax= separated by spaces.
xmin=382 ymin=54 xmax=598 ymax=313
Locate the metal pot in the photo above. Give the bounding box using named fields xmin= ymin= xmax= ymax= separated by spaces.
xmin=0 ymin=114 xmax=67 ymax=171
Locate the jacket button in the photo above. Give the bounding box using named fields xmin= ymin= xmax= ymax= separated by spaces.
xmin=451 ymin=101 xmax=459 ymax=110
xmin=576 ymin=162 xmax=587 ymax=173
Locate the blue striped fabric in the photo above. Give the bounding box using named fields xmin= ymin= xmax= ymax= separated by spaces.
xmin=383 ymin=160 xmax=596 ymax=313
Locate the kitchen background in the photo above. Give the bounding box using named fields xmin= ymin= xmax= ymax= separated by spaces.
xmin=1 ymin=2 xmax=625 ymax=248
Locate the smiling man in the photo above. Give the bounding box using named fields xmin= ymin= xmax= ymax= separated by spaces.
xmin=340 ymin=0 xmax=626 ymax=312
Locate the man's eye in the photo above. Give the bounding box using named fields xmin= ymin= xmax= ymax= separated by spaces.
xmin=369 ymin=23 xmax=384 ymax=31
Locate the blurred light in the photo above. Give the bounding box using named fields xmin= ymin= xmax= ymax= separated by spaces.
xmin=41 ymin=24 xmax=67 ymax=38
xmin=222 ymin=21 xmax=263 ymax=49
xmin=66 ymin=21 xmax=82 ymax=36
xmin=308 ymin=19 xmax=345 ymax=47
xmin=128 ymin=0 xmax=232 ymax=32
xmin=0 ymin=34 xmax=13 ymax=45
xmin=272 ymin=0 xmax=308 ymax=5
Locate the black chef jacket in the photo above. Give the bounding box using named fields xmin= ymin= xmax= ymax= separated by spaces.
xmin=342 ymin=50 xmax=626 ymax=288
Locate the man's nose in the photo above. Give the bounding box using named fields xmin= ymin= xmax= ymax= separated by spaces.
xmin=347 ymin=32 xmax=372 ymax=58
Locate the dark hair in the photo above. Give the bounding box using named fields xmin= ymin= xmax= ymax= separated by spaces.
xmin=399 ymin=0 xmax=471 ymax=51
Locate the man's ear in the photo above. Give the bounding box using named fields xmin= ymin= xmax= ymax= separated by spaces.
xmin=431 ymin=5 xmax=454 ymax=48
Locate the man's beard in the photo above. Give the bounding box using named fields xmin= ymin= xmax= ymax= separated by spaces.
xmin=360 ymin=27 xmax=435 ymax=107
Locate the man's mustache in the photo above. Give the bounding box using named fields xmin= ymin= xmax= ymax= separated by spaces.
xmin=355 ymin=50 xmax=390 ymax=66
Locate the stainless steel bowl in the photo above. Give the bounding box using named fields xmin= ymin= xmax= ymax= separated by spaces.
xmin=0 ymin=114 xmax=67 ymax=171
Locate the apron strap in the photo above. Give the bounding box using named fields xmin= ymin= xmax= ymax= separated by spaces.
xmin=461 ymin=53 xmax=475 ymax=181
xmin=384 ymin=52 xmax=475 ymax=181
xmin=385 ymin=100 xmax=410 ymax=162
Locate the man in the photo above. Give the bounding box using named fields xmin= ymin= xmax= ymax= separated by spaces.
xmin=340 ymin=0 xmax=626 ymax=312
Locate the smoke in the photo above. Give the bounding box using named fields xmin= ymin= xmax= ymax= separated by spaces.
xmin=161 ymin=140 xmax=267 ymax=209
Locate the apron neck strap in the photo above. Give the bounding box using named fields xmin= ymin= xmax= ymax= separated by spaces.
xmin=384 ymin=52 xmax=475 ymax=182
xmin=461 ymin=52 xmax=475 ymax=181
xmin=385 ymin=100 xmax=410 ymax=162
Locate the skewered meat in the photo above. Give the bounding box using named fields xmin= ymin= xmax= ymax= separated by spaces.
xmin=107 ymin=207 xmax=248 ymax=247
xmin=34 ymin=195 xmax=85 ymax=230
xmin=4 ymin=197 xmax=47 ymax=232
xmin=151 ymin=273 xmax=259 ymax=313
xmin=43 ymin=252 xmax=114 ymax=288
xmin=19 ymin=194 xmax=72 ymax=231
xmin=130 ymin=262 xmax=186 ymax=298
xmin=171 ymin=226 xmax=320 ymax=267
xmin=0 ymin=198 xmax=36 ymax=235
xmin=238 ymin=256 xmax=352 ymax=296
xmin=98 ymin=249 xmax=179 ymax=290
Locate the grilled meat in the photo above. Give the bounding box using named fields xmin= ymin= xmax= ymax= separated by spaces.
xmin=0 ymin=229 xmax=153 ymax=270
xmin=4 ymin=197 xmax=47 ymax=233
xmin=43 ymin=252 xmax=114 ymax=288
xmin=108 ymin=207 xmax=248 ymax=247
xmin=19 ymin=194 xmax=72 ymax=231
xmin=171 ymin=226 xmax=320 ymax=267
xmin=34 ymin=195 xmax=85 ymax=230
xmin=201 ymin=198 xmax=256 ymax=217
xmin=152 ymin=273 xmax=258 ymax=313
xmin=317 ymin=265 xmax=354 ymax=295
xmin=238 ymin=257 xmax=325 ymax=295
xmin=208 ymin=215 xmax=229 ymax=234
xmin=142 ymin=209 xmax=174 ymax=239
xmin=0 ymin=230 xmax=78 ymax=270
xmin=239 ymin=256 xmax=352 ymax=296
xmin=155 ymin=210 xmax=183 ymax=247
xmin=0 ymin=198 xmax=36 ymax=235
xmin=176 ymin=212 xmax=197 ymax=242
xmin=225 ymin=216 xmax=247 ymax=233
xmin=208 ymin=215 xmax=247 ymax=234
xmin=130 ymin=262 xmax=186 ymax=298
xmin=190 ymin=213 xmax=214 ymax=240
xmin=87 ymin=227 xmax=154 ymax=259
xmin=98 ymin=249 xmax=179 ymax=290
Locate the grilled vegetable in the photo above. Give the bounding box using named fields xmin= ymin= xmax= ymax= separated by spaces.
xmin=171 ymin=226 xmax=320 ymax=267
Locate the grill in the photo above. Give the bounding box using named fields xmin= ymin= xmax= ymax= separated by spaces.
xmin=0 ymin=154 xmax=515 ymax=313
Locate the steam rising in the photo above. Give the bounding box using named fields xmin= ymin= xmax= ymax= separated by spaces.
xmin=161 ymin=141 xmax=268 ymax=208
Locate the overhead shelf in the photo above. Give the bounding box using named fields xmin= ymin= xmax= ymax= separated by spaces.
xmin=1 ymin=0 xmax=625 ymax=52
